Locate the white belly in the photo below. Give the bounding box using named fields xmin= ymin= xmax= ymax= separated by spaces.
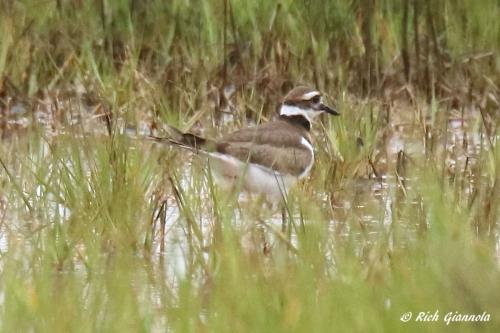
xmin=207 ymin=153 xmax=299 ymax=201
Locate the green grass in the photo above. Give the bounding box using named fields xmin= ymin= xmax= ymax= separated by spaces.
xmin=0 ymin=0 xmax=499 ymax=332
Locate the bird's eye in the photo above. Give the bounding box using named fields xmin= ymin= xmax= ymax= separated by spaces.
xmin=311 ymin=95 xmax=320 ymax=104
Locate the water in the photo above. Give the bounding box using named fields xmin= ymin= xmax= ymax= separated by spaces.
xmin=0 ymin=94 xmax=499 ymax=330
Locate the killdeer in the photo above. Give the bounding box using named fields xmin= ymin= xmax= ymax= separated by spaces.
xmin=150 ymin=86 xmax=339 ymax=201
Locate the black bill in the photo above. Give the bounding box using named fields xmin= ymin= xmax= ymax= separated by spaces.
xmin=320 ymin=104 xmax=340 ymax=116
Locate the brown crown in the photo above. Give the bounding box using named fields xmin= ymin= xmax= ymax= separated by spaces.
xmin=283 ymin=86 xmax=320 ymax=102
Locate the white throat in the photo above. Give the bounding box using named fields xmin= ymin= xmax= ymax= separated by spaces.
xmin=279 ymin=104 xmax=319 ymax=122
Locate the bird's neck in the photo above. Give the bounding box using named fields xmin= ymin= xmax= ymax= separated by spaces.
xmin=279 ymin=114 xmax=311 ymax=131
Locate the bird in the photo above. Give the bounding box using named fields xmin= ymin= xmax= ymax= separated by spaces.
xmin=148 ymin=86 xmax=339 ymax=202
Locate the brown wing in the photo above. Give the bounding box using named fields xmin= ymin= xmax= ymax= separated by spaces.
xmin=216 ymin=121 xmax=312 ymax=176
xmin=217 ymin=142 xmax=311 ymax=176
xmin=221 ymin=120 xmax=309 ymax=145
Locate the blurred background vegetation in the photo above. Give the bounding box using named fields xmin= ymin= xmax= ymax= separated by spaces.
xmin=0 ymin=1 xmax=499 ymax=332
xmin=1 ymin=0 xmax=498 ymax=114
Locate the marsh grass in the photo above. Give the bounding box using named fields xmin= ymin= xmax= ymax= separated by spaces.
xmin=0 ymin=0 xmax=499 ymax=332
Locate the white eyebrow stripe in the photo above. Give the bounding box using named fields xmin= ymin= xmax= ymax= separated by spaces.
xmin=302 ymin=91 xmax=320 ymax=100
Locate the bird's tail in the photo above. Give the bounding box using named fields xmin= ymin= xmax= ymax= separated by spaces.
xmin=129 ymin=124 xmax=215 ymax=154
